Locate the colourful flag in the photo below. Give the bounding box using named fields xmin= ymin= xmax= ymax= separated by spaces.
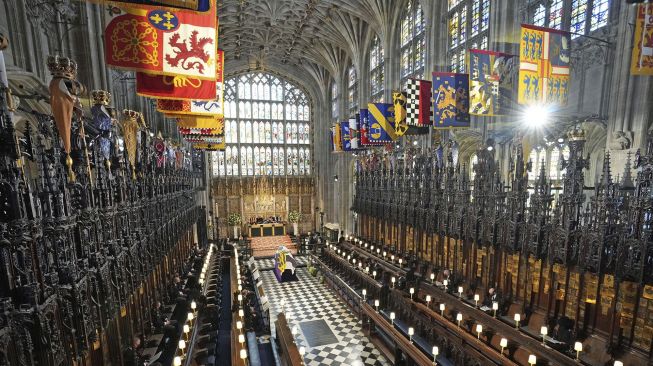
xmin=136 ymin=49 xmax=221 ymax=100
xmin=173 ymin=114 xmax=223 ymax=130
xmin=367 ymin=103 xmax=398 ymax=142
xmin=405 ymin=78 xmax=432 ymax=126
xmin=100 ymin=0 xmax=211 ymax=12
xmin=331 ymin=124 xmax=343 ymax=152
xmin=105 ymin=1 xmax=217 ymax=79
xmin=192 ymin=142 xmax=226 ymax=151
xmin=178 ymin=127 xmax=222 ymax=135
xmin=340 ymin=121 xmax=352 ymax=151
xmin=518 ymin=24 xmax=571 ymax=105
xmin=359 ymin=109 xmax=373 ymax=147
xmin=432 ymin=72 xmax=470 ymax=129
xmin=392 ymin=92 xmax=409 ymax=138
xmin=348 ymin=118 xmax=360 ymax=150
xmin=468 ymin=49 xmax=516 ymax=116
xmin=631 ymin=5 xmax=653 ymax=75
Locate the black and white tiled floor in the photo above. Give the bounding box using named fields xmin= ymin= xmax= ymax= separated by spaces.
xmin=258 ymin=263 xmax=390 ymax=366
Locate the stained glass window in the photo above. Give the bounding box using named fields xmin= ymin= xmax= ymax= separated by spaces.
xmin=370 ymin=35 xmax=385 ymax=103
xmin=590 ymin=0 xmax=609 ymax=30
xmin=570 ymin=0 xmax=588 ymax=38
xmin=400 ymin=0 xmax=426 ymax=88
xmin=549 ymin=147 xmax=561 ymax=180
xmin=348 ymin=65 xmax=358 ymax=116
xmin=448 ymin=0 xmax=490 ymax=73
xmin=531 ymin=4 xmax=546 ymax=26
xmin=211 ymin=72 xmax=312 ymax=177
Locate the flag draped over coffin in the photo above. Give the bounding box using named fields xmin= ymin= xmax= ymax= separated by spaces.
xmin=367 ymin=103 xmax=399 ymax=143
xmin=518 ymin=24 xmax=571 ymax=106
xmin=631 ymin=4 xmax=653 ymax=76
xmin=432 ymin=72 xmax=470 ymax=129
xmin=405 ymin=79 xmax=432 ymax=126
xmin=105 ymin=1 xmax=217 ymax=79
xmin=468 ymin=49 xmax=516 ymax=116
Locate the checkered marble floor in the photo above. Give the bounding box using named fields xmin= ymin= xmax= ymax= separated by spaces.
xmin=256 ymin=255 xmax=309 ymax=270
xmin=257 ymin=263 xmax=390 ymax=366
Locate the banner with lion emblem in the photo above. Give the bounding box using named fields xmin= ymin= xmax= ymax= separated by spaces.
xmin=432 ymin=72 xmax=470 ymax=129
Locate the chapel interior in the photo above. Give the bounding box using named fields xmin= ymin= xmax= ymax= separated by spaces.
xmin=0 ymin=0 xmax=652 ymax=366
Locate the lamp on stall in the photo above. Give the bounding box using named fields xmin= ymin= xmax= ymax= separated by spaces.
xmin=240 ymin=349 xmax=248 ymax=362
xmin=365 ymin=266 xmax=370 ymax=273
xmin=492 ymin=302 xmax=499 ymax=317
xmin=183 ymin=324 xmax=190 ymax=340
xmin=376 ymin=248 xmax=380 ymax=255
xmin=430 ymin=273 xmax=435 ymax=284
xmin=372 ymin=270 xmax=377 ymax=279
xmin=299 ymin=346 xmax=306 ymax=356
xmin=391 ymin=277 xmax=396 ymax=288
xmin=443 ymin=279 xmax=448 ymax=289
xmin=398 ymin=258 xmax=403 ymax=266
xmin=238 ymin=294 xmax=243 ymax=305
xmin=439 ymin=303 xmax=445 ymax=316
xmin=432 ymin=346 xmax=439 ymax=365
xmin=383 ymin=251 xmax=387 ymax=258
xmin=408 ymin=327 xmax=414 ymax=343
xmin=514 ymin=313 xmax=521 ymax=328
xmin=540 ymin=326 xmax=548 ymax=345
xmin=191 ymin=301 xmax=197 ymax=313
xmin=473 ymin=294 xmax=480 ymax=307
xmin=500 ymin=338 xmax=507 ymax=355
xmin=239 ymin=333 xmax=245 ymax=346
xmin=528 ymin=354 xmax=536 ymax=366
xmin=239 ymin=309 xmax=245 ymax=319
xmin=426 ymin=295 xmax=432 ymax=306
xmin=614 ymin=361 xmax=623 ymax=366
xmin=173 ymin=356 xmax=182 ymax=366
xmin=409 ymin=287 xmax=415 ymax=300
xmin=574 ymin=341 xmax=583 ymax=361
xmin=458 ymin=286 xmax=463 ymax=299
xmin=362 ymin=289 xmax=367 ymax=301
xmin=178 ymin=339 xmax=186 ymax=357
xmin=238 ymin=285 xmax=242 ymax=292
xmin=374 ymin=299 xmax=380 ymax=311
xmin=187 ymin=312 xmax=194 ymax=326
xmin=236 ymin=320 xmax=243 ymax=332
xmin=456 ymin=313 xmax=463 ymax=327
xmin=476 ymin=324 xmax=483 ymax=339
xmin=391 ymin=255 xmax=395 ymax=263
xmin=371 ymin=245 xmax=374 ymax=251
xmin=390 ymin=312 xmax=395 ymax=325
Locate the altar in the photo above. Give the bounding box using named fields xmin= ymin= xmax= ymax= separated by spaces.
xmin=249 ymin=223 xmax=286 ymax=237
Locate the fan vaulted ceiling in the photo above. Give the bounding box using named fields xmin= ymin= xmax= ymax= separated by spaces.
xmin=218 ymin=0 xmax=399 ymax=86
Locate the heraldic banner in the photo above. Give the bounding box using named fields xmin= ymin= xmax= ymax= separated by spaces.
xmin=468 ymin=49 xmax=515 ymax=116
xmin=518 ymin=24 xmax=571 ymax=106
xmin=432 ymin=72 xmax=470 ymax=129
xmin=405 ymin=78 xmax=432 ymax=126
xmin=92 ymin=0 xmax=212 ymax=12
xmin=367 ymin=103 xmax=399 ymax=143
xmin=105 ymin=1 xmax=217 ymax=79
xmin=631 ymin=4 xmax=653 ymax=76
xmin=340 ymin=121 xmax=352 ymax=151
xmin=137 ymin=49 xmax=222 ymax=100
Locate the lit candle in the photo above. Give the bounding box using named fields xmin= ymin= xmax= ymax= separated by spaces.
xmin=574 ymin=341 xmax=583 ymax=361
xmin=528 ymin=355 xmax=536 ymax=365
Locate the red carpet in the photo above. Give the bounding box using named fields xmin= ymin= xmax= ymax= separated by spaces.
xmin=251 ymin=235 xmax=297 ymax=257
